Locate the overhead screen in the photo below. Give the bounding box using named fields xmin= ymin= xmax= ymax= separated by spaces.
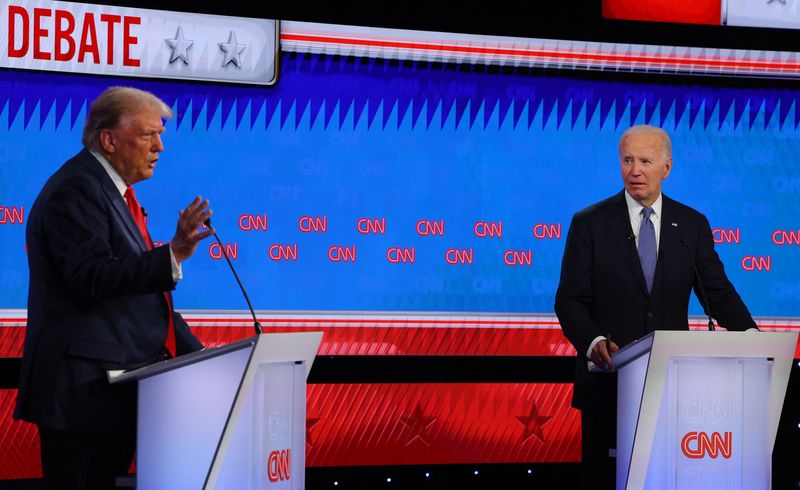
xmin=1 ymin=53 xmax=799 ymax=317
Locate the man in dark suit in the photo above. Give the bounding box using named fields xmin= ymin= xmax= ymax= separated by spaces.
xmin=554 ymin=125 xmax=757 ymax=489
xmin=15 ymin=87 xmax=214 ymax=489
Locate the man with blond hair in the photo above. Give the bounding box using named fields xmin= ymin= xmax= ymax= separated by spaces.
xmin=16 ymin=87 xmax=214 ymax=489
xmin=555 ymin=125 xmax=756 ymax=488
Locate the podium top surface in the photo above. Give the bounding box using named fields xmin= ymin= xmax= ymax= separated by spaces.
xmin=109 ymin=337 xmax=257 ymax=384
xmin=612 ymin=330 xmax=798 ymax=369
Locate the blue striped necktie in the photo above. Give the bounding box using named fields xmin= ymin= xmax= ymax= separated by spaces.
xmin=638 ymin=207 xmax=657 ymax=293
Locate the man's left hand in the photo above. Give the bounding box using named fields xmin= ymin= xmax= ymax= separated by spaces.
xmin=170 ymin=196 xmax=214 ymax=263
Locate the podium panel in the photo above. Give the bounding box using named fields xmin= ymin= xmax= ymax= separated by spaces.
xmin=613 ymin=331 xmax=796 ymax=490
xmin=110 ymin=332 xmax=322 ymax=490
xmin=136 ymin=343 xmax=253 ymax=489
xmin=215 ymin=361 xmax=306 ymax=489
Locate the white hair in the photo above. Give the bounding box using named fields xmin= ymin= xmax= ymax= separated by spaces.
xmin=618 ymin=125 xmax=672 ymax=160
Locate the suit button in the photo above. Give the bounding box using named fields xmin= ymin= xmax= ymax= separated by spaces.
xmin=647 ymin=312 xmax=654 ymax=319
xmin=161 ymin=313 xmax=168 ymax=320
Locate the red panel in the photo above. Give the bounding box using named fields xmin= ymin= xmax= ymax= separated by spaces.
xmin=603 ymin=0 xmax=721 ymax=26
xmin=0 ymin=327 xmax=25 ymax=357
xmin=0 ymin=391 xmax=41 ymax=479
xmin=191 ymin=325 xmax=576 ymax=356
xmin=0 ymin=383 xmax=578 ymax=479
xmin=305 ymin=383 xmax=580 ymax=466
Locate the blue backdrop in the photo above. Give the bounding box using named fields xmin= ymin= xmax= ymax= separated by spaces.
xmin=1 ymin=54 xmax=798 ymax=315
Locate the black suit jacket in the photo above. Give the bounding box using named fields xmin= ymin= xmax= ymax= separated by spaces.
xmin=555 ymin=191 xmax=756 ymax=409
xmin=15 ymin=148 xmax=203 ymax=436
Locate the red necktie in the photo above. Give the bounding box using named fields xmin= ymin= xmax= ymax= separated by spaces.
xmin=124 ymin=186 xmax=177 ymax=357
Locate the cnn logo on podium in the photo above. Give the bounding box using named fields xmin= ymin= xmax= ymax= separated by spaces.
xmin=680 ymin=431 xmax=732 ymax=459
xmin=267 ymin=448 xmax=291 ymax=482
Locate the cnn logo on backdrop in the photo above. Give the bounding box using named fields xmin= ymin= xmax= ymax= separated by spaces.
xmin=681 ymin=431 xmax=732 ymax=459
xmin=267 ymin=449 xmax=291 ymax=482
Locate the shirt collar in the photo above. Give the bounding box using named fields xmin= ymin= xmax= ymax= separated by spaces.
xmin=89 ymin=149 xmax=127 ymax=198
xmin=625 ymin=190 xmax=663 ymax=220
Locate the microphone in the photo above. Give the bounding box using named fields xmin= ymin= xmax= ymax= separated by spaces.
xmin=626 ymin=233 xmax=635 ymax=242
xmin=204 ymin=217 xmax=263 ymax=336
xmin=677 ymin=227 xmax=715 ymax=332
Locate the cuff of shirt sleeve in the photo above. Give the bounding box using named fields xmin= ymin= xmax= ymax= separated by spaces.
xmin=587 ymin=335 xmax=606 ymax=359
xmin=169 ymin=243 xmax=183 ymax=282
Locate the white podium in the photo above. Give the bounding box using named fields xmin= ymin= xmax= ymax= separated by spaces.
xmin=613 ymin=330 xmax=797 ymax=490
xmin=110 ymin=332 xmax=323 ymax=490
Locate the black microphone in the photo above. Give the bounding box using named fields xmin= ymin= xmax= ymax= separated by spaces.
xmin=627 ymin=233 xmax=635 ymax=242
xmin=204 ymin=217 xmax=263 ymax=336
xmin=677 ymin=227 xmax=715 ymax=332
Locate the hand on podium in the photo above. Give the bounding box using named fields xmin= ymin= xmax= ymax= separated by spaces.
xmin=591 ymin=337 xmax=619 ymax=372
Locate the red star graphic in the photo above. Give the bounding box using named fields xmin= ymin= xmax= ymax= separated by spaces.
xmin=399 ymin=402 xmax=437 ymax=447
xmin=306 ymin=417 xmax=320 ymax=447
xmin=515 ymin=401 xmax=552 ymax=444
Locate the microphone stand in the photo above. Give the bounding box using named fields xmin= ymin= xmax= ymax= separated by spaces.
xmin=205 ymin=218 xmax=263 ymax=335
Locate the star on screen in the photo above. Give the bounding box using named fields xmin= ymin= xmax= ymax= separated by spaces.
xmin=165 ymin=26 xmax=193 ymax=65
xmin=219 ymin=31 xmax=246 ymax=68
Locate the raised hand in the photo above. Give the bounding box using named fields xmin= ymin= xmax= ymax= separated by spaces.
xmin=170 ymin=196 xmax=214 ymax=263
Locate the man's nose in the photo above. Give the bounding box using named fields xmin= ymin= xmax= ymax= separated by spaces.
xmin=153 ymin=133 xmax=164 ymax=152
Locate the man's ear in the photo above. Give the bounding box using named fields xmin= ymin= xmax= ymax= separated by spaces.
xmin=663 ymin=157 xmax=672 ymax=179
xmin=98 ymin=129 xmax=115 ymax=154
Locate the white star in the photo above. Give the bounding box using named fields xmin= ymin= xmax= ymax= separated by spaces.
xmin=165 ymin=26 xmax=193 ymax=65
xmin=219 ymin=31 xmax=246 ymax=68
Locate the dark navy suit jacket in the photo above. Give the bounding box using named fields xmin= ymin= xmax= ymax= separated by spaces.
xmin=555 ymin=191 xmax=756 ymax=409
xmin=15 ymin=148 xmax=203 ymax=436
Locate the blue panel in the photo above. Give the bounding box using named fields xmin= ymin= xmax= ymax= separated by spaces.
xmin=1 ymin=54 xmax=798 ymax=315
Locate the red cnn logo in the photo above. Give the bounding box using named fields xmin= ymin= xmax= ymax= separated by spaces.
xmin=532 ymin=223 xmax=561 ymax=239
xmin=239 ymin=214 xmax=268 ymax=231
xmin=416 ymin=219 xmax=445 ymax=236
xmin=741 ymin=256 xmax=771 ymax=272
xmin=298 ymin=216 xmax=327 ymax=233
xmin=474 ymin=221 xmax=503 ymax=238
xmin=0 ymin=206 xmax=25 ymax=225
xmin=681 ymin=431 xmax=732 ymax=459
xmin=267 ymin=449 xmax=291 ymax=482
xmin=712 ymin=228 xmax=740 ymax=244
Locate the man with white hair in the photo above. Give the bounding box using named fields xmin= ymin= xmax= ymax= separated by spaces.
xmin=15 ymin=87 xmax=214 ymax=489
xmin=555 ymin=125 xmax=756 ymax=488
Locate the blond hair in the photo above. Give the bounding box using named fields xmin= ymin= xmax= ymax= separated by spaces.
xmin=82 ymin=87 xmax=173 ymax=150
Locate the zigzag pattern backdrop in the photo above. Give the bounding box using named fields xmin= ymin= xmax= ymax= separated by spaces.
xmin=1 ymin=52 xmax=799 ymax=315
xmin=3 ymin=55 xmax=800 ymax=133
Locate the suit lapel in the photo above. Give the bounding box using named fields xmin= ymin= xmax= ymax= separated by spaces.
xmin=608 ymin=192 xmax=650 ymax=297
xmin=79 ymin=149 xmax=149 ymax=252
xmin=105 ymin=186 xmax=149 ymax=252
xmin=652 ymin=195 xmax=680 ymax=298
